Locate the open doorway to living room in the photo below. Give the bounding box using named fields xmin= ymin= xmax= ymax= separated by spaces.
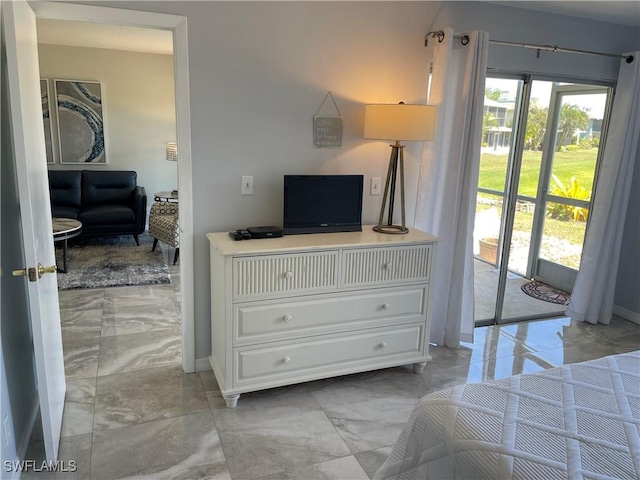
xmin=474 ymin=75 xmax=613 ymax=325
xmin=37 ymin=19 xmax=184 ymax=376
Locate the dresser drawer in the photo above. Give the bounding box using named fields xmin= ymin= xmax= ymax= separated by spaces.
xmin=234 ymin=287 xmax=427 ymax=345
xmin=234 ymin=324 xmax=424 ymax=385
xmin=233 ymin=251 xmax=339 ymax=300
xmin=341 ymin=245 xmax=431 ymax=287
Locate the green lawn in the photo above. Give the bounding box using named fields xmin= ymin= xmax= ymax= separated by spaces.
xmin=476 ymin=148 xmax=596 ymax=269
xmin=478 ymin=149 xmax=598 ymax=197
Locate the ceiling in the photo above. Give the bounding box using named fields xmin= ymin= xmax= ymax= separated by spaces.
xmin=36 ymin=19 xmax=174 ymax=55
xmin=488 ymin=1 xmax=640 ymax=27
xmin=36 ymin=2 xmax=638 ymax=55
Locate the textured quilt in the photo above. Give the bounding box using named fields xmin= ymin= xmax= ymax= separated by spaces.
xmin=375 ymin=351 xmax=640 ymax=480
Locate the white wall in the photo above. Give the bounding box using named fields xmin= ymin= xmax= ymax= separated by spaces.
xmin=615 ymin=160 xmax=640 ymax=321
xmin=91 ymin=1 xmax=444 ymax=359
xmin=38 ymin=44 xmax=177 ymax=215
xmin=66 ymin=1 xmax=640 ymax=359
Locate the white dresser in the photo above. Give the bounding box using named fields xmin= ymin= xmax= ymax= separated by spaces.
xmin=207 ymin=227 xmax=438 ymax=408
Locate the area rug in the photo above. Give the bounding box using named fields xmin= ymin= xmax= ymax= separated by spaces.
xmin=57 ymin=233 xmax=171 ymax=290
xmin=521 ymin=280 xmax=570 ymax=305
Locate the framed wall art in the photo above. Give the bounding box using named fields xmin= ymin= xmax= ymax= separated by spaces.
xmin=54 ymin=80 xmax=106 ymax=164
xmin=40 ymin=79 xmax=55 ymax=163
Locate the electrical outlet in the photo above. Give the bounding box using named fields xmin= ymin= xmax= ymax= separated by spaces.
xmin=371 ymin=177 xmax=382 ymax=195
xmin=241 ymin=176 xmax=254 ymax=195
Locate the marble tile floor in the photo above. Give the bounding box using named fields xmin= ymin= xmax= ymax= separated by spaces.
xmin=25 ymin=260 xmax=640 ymax=479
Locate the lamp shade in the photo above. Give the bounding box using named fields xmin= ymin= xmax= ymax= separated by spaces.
xmin=166 ymin=142 xmax=178 ymax=162
xmin=364 ymin=104 xmax=437 ymax=141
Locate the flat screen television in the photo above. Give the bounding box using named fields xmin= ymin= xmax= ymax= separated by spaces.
xmin=283 ymin=175 xmax=363 ymax=235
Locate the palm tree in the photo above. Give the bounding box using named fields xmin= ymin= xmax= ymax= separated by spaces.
xmin=556 ymin=104 xmax=589 ymax=150
xmin=482 ymin=113 xmax=500 ymax=146
xmin=525 ymin=105 xmax=548 ymax=151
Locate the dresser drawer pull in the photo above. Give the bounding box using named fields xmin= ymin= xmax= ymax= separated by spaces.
xmin=283 ymin=356 xmax=291 ymax=365
xmin=384 ymin=262 xmax=392 ymax=270
xmin=283 ymin=271 xmax=294 ymax=279
xmin=382 ymin=303 xmax=390 ymax=311
xmin=379 ymin=342 xmax=388 ymax=350
xmin=283 ymin=315 xmax=292 ymax=323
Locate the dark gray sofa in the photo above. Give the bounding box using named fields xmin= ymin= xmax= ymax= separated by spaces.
xmin=48 ymin=170 xmax=147 ymax=245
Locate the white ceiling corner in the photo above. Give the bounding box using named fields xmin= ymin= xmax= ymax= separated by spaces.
xmin=487 ymin=1 xmax=640 ymax=28
xmin=36 ymin=18 xmax=174 ymax=56
xmin=35 ymin=2 xmax=638 ymax=55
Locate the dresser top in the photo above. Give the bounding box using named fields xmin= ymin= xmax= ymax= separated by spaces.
xmin=207 ymin=226 xmax=438 ymax=256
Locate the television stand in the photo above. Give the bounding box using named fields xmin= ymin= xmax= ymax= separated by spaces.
xmin=207 ymin=227 xmax=438 ymax=408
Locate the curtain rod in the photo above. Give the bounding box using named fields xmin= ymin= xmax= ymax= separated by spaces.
xmin=425 ymin=30 xmax=634 ymax=64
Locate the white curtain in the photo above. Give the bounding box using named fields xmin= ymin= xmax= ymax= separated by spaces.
xmin=566 ymin=54 xmax=640 ymax=325
xmin=414 ymin=28 xmax=489 ymax=347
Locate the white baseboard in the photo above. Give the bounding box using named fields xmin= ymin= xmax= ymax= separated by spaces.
xmin=195 ymin=357 xmax=212 ymax=372
xmin=614 ymin=304 xmax=640 ymax=325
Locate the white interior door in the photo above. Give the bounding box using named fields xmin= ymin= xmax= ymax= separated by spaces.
xmin=2 ymin=0 xmax=65 ymax=461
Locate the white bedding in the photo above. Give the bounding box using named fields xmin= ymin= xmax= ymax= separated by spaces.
xmin=375 ymin=350 xmax=640 ymax=480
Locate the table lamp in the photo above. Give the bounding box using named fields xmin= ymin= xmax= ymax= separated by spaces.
xmin=364 ymin=102 xmax=437 ymax=234
xmin=166 ymin=142 xmax=178 ymax=195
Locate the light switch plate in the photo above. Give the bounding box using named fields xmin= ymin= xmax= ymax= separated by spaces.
xmin=371 ymin=177 xmax=381 ymax=195
xmin=241 ymin=176 xmax=253 ymax=195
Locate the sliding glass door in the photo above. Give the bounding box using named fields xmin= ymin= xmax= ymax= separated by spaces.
xmin=530 ymin=85 xmax=610 ymax=292
xmin=474 ymin=75 xmax=613 ymax=325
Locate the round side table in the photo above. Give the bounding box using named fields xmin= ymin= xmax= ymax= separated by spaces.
xmin=53 ymin=218 xmax=82 ymax=273
xmin=154 ymin=191 xmax=179 ymax=202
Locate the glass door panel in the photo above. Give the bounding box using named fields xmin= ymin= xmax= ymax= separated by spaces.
xmin=474 ymin=77 xmax=521 ymax=323
xmin=506 ymin=80 xmax=553 ymax=276
xmin=508 ymin=206 xmax=535 ymax=275
xmin=540 ymin=200 xmax=587 ymax=269
xmin=532 ymin=87 xmax=609 ymax=292
xmin=475 ymin=191 xmax=505 ymax=322
xmin=475 ymin=76 xmax=612 ymax=325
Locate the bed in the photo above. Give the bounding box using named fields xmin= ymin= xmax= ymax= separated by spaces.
xmin=374 ymin=350 xmax=640 ymax=480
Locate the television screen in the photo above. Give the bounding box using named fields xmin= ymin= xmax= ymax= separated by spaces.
xmin=284 ymin=175 xmax=363 ymax=235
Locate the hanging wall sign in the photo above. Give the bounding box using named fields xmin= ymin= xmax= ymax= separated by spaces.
xmin=314 ymin=115 xmax=343 ymax=148
xmin=313 ymin=91 xmax=343 ymax=148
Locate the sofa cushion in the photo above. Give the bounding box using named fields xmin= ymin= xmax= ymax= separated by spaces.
xmin=48 ymin=170 xmax=82 ymax=210
xmin=79 ymin=205 xmax=136 ymax=226
xmin=82 ymin=170 xmax=137 ymax=207
xmin=52 ymin=206 xmax=80 ymax=220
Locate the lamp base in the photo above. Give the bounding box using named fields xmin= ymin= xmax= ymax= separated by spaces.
xmin=374 ymin=142 xmax=409 ymax=235
xmin=373 ymin=224 xmax=409 ymax=234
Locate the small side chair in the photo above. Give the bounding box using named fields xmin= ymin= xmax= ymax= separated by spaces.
xmin=149 ymin=201 xmax=179 ymax=264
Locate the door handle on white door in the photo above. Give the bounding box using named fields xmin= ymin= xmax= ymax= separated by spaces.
xmin=12 ymin=263 xmax=56 ymax=282
xmin=37 ymin=263 xmax=57 ymax=278
xmin=13 ymin=266 xmax=37 ymax=282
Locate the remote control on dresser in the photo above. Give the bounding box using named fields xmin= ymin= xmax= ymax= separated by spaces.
xmin=236 ymin=229 xmax=252 ymax=240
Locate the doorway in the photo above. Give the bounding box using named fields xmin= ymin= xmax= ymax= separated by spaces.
xmin=32 ymin=2 xmax=195 ymax=372
xmin=474 ymin=75 xmax=613 ymax=325
xmin=28 ymin=2 xmax=195 ymax=372
xmin=5 ymin=1 xmax=193 ymax=461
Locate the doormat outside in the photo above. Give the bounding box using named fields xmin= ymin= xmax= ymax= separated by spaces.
xmin=57 ymin=233 xmax=171 ymax=290
xmin=521 ymin=280 xmax=570 ymax=305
